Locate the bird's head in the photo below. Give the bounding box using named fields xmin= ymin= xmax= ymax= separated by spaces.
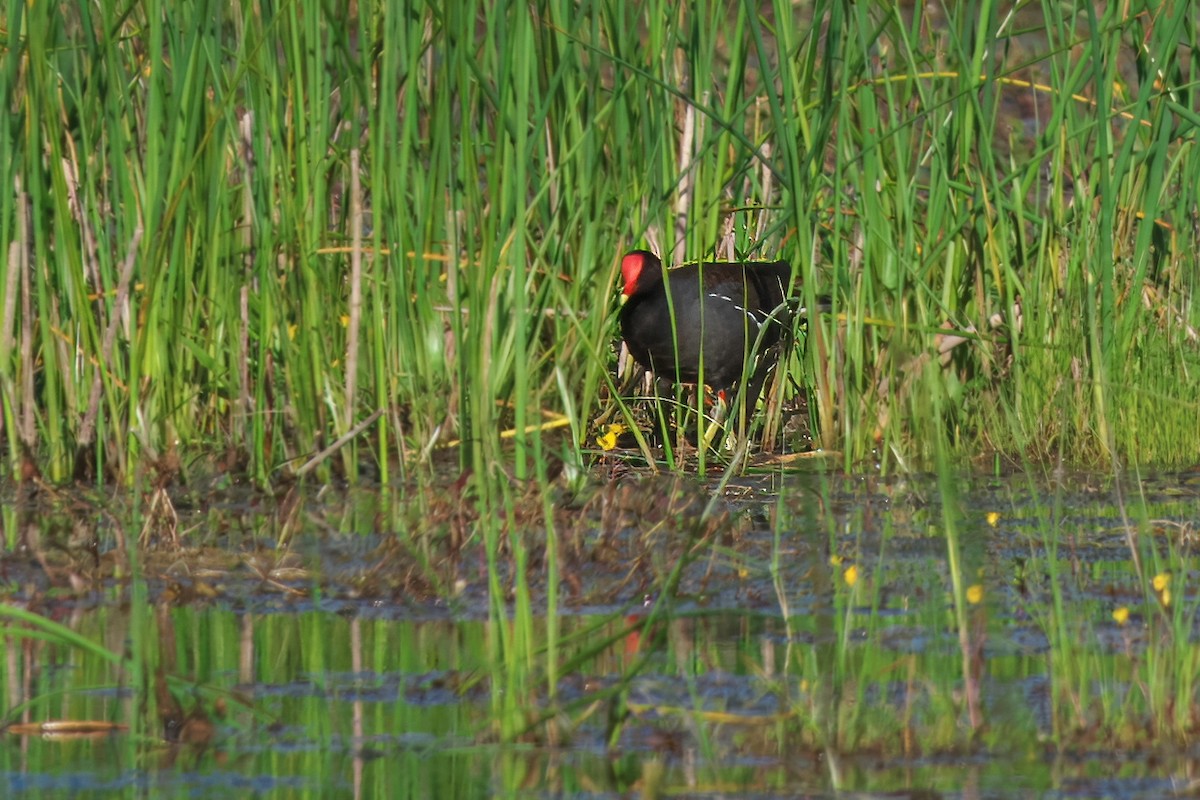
xmin=620 ymin=250 xmax=661 ymax=301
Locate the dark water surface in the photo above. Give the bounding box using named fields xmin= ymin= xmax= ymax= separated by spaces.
xmin=3 ymin=469 xmax=1200 ymax=798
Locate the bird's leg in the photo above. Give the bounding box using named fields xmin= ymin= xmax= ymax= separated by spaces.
xmin=649 ymin=376 xmax=681 ymax=454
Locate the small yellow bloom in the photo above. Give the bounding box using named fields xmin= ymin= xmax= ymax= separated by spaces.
xmin=288 ymin=323 xmax=299 ymax=341
xmin=829 ymin=554 xmax=844 ymax=567
xmin=1161 ymin=588 xmax=1171 ymax=608
xmin=1153 ymin=573 xmax=1171 ymax=592
xmin=340 ymin=315 xmax=351 ymax=327
xmin=843 ymin=565 xmax=858 ymax=587
xmin=966 ymin=584 xmax=984 ymax=604
xmin=595 ymin=423 xmax=625 ymax=451
xmin=986 ymin=512 xmax=1000 ymax=527
xmin=1113 ymin=606 xmax=1130 ymax=625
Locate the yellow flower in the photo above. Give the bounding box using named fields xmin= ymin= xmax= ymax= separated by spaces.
xmin=986 ymin=512 xmax=1000 ymax=527
xmin=595 ymin=423 xmax=625 ymax=451
xmin=1161 ymin=588 xmax=1172 ymax=608
xmin=843 ymin=565 xmax=858 ymax=587
xmin=966 ymin=584 xmax=984 ymax=604
xmin=1113 ymin=606 xmax=1130 ymax=625
xmin=829 ymin=554 xmax=844 ymax=567
xmin=1153 ymin=573 xmax=1171 ymax=592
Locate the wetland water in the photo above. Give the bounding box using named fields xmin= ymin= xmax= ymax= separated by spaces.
xmin=3 ymin=469 xmax=1200 ymax=798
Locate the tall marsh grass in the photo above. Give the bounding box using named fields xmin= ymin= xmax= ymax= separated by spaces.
xmin=1 ymin=0 xmax=1197 ymax=483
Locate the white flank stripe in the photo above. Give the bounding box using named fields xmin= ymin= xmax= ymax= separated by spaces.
xmin=707 ymin=293 xmax=765 ymax=328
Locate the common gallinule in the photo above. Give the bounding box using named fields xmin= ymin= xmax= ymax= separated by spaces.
xmin=619 ymin=249 xmax=794 ymax=415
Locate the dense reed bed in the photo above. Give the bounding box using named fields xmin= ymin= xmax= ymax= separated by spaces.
xmin=2 ymin=1 xmax=1198 ymax=485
